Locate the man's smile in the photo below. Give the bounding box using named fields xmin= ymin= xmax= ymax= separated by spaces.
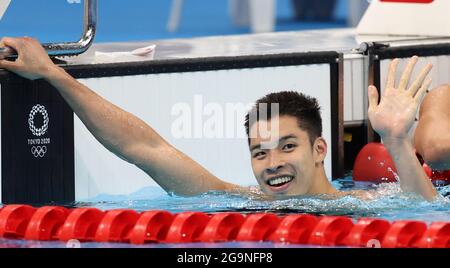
xmin=266 ymin=175 xmax=295 ymax=192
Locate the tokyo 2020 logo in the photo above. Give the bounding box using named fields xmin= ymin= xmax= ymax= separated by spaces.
xmin=28 ymin=104 xmax=49 ymax=137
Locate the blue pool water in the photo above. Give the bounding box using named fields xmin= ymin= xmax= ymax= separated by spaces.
xmin=1 ymin=177 xmax=450 ymax=248
xmin=77 ymin=177 xmax=450 ymax=223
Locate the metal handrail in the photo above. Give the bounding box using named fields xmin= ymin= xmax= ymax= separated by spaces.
xmin=0 ymin=0 xmax=97 ymax=59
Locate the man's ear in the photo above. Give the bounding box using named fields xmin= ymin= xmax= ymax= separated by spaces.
xmin=313 ymin=137 xmax=327 ymax=164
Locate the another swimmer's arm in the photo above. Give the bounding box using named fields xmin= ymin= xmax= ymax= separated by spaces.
xmin=368 ymin=56 xmax=437 ymax=201
xmin=0 ymin=37 xmax=244 ymax=196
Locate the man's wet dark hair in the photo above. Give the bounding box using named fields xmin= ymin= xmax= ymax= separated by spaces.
xmin=244 ymin=91 xmax=322 ymax=146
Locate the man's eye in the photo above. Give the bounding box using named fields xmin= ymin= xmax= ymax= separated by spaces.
xmin=253 ymin=152 xmax=266 ymax=158
xmin=283 ymin=144 xmax=296 ymax=151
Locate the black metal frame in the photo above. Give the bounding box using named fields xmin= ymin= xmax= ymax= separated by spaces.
xmin=376 ymin=43 xmax=450 ymax=60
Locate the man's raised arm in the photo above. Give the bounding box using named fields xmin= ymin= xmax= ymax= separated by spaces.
xmin=0 ymin=37 xmax=240 ymax=196
xmin=368 ymin=56 xmax=437 ymax=201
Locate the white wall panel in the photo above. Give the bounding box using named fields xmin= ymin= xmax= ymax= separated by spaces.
xmin=380 ymin=56 xmax=450 ymax=136
xmin=380 ymin=56 xmax=450 ymax=99
xmin=74 ymin=65 xmax=333 ymax=200
xmin=343 ymin=59 xmax=353 ymax=122
xmin=351 ymin=57 xmax=366 ymax=121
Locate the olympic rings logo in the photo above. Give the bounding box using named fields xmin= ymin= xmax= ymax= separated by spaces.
xmin=31 ymin=146 xmax=47 ymax=158
xmin=28 ymin=104 xmax=49 ymax=137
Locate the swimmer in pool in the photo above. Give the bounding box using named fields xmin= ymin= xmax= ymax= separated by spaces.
xmin=414 ymin=84 xmax=450 ymax=171
xmin=0 ymin=37 xmax=438 ymax=201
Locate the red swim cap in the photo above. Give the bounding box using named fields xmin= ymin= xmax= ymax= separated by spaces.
xmin=353 ymin=143 xmax=397 ymax=183
xmin=354 ymin=143 xmax=450 ymax=183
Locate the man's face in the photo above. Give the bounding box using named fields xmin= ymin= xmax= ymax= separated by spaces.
xmin=249 ymin=115 xmax=325 ymax=197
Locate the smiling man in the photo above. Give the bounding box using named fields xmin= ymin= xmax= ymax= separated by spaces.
xmin=245 ymin=92 xmax=337 ymax=197
xmin=0 ymin=37 xmax=438 ymax=201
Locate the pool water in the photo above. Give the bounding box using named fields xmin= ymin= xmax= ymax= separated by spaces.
xmin=76 ymin=177 xmax=450 ymax=223
xmin=1 ymin=177 xmax=450 ymax=248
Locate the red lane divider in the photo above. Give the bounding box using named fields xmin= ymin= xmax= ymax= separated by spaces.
xmin=59 ymin=208 xmax=105 ymax=242
xmin=382 ymin=221 xmax=428 ymax=248
xmin=271 ymin=214 xmax=318 ymax=244
xmin=200 ymin=213 xmax=245 ymax=242
xmin=95 ymin=209 xmax=140 ymax=243
xmin=415 ymin=222 xmax=450 ymax=248
xmin=309 ymin=216 xmax=354 ymax=246
xmin=24 ymin=206 xmax=70 ymax=241
xmin=128 ymin=210 xmax=174 ymax=245
xmin=0 ymin=205 xmax=36 ymax=239
xmin=236 ymin=213 xmax=281 ymax=242
xmin=165 ymin=212 xmax=210 ymax=243
xmin=344 ymin=218 xmax=391 ymax=247
xmin=0 ymin=205 xmax=449 ymax=248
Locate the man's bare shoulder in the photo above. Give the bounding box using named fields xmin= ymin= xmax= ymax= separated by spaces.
xmin=223 ymin=184 xmax=265 ymax=198
xmin=223 ymin=185 xmax=377 ymax=200
xmin=333 ymin=189 xmax=376 ymax=200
